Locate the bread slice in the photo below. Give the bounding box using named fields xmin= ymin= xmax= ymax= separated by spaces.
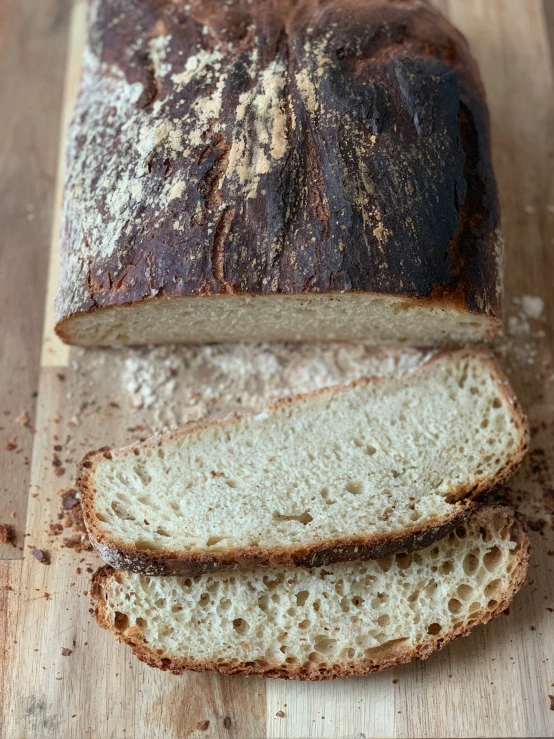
xmin=91 ymin=506 xmax=530 ymax=680
xmin=80 ymin=349 xmax=527 ymax=576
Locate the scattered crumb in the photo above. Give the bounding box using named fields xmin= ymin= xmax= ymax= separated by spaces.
xmin=61 ymin=535 xmax=93 ymax=553
xmin=550 ymin=695 xmax=554 ymax=711
xmin=30 ymin=547 xmax=50 ymax=565
xmin=521 ymin=295 xmax=544 ymax=320
xmin=276 ymin=711 xmax=285 ymax=718
xmin=196 ymin=720 xmax=210 ymax=731
xmin=392 ymin=678 xmax=399 ymax=684
xmin=223 ymin=717 xmax=232 ymax=729
xmin=61 ymin=648 xmax=73 ymax=656
xmin=14 ymin=409 xmax=34 ymax=432
xmin=0 ymin=524 xmax=15 ymax=546
xmin=44 ymin=592 xmax=51 ymax=600
xmin=60 ymin=489 xmax=80 ymax=511
xmin=5 ymin=442 xmax=17 ymax=452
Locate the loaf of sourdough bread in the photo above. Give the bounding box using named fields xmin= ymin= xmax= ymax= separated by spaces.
xmin=56 ymin=0 xmax=502 ymax=346
xmin=91 ymin=506 xmax=530 ymax=679
xmin=79 ymin=349 xmax=527 ymax=575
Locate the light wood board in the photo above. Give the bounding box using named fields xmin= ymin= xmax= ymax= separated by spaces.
xmin=3 ymin=1 xmax=554 ymax=737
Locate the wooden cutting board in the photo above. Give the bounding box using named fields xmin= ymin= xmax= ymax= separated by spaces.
xmin=2 ymin=1 xmax=554 ymax=737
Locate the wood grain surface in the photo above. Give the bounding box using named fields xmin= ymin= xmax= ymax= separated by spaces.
xmin=1 ymin=1 xmax=554 ymax=737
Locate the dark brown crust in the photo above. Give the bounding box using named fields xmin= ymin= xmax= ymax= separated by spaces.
xmin=56 ymin=0 xmax=502 ymax=344
xmin=78 ymin=348 xmax=529 ymax=576
xmin=90 ymin=506 xmax=531 ymax=680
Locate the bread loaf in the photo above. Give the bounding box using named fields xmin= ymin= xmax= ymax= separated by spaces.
xmin=80 ymin=349 xmax=527 ymax=576
xmin=56 ymin=0 xmax=502 ymax=346
xmin=91 ymin=506 xmax=529 ymax=680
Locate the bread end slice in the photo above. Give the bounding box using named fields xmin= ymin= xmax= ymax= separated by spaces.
xmin=91 ymin=506 xmax=530 ymax=680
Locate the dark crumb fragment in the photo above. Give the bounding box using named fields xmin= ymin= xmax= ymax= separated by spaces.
xmin=503 ymin=607 xmax=511 ymax=616
xmin=5 ymin=442 xmax=17 ymax=451
xmin=276 ymin=711 xmax=285 ymax=718
xmin=44 ymin=592 xmax=51 ymax=600
xmin=60 ymin=488 xmax=79 ymax=510
xmin=223 ymin=717 xmax=232 ymax=729
xmin=196 ymin=720 xmax=210 ymax=731
xmin=0 ymin=523 xmax=15 ymax=546
xmin=49 ymin=523 xmax=64 ymax=536
xmin=61 ymin=535 xmax=93 ymax=553
xmin=30 ymin=547 xmax=50 ymax=565
xmin=392 ymin=678 xmax=399 ymax=684
xmin=54 ymin=467 xmax=66 ymax=477
xmin=61 ymin=648 xmax=72 ymax=656
xmin=550 ymin=695 xmax=554 ymax=711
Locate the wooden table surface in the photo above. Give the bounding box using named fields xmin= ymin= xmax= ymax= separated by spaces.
xmin=1 ymin=1 xmax=554 ymax=737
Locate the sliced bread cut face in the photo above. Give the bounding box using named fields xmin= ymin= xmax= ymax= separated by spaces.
xmin=92 ymin=506 xmax=530 ymax=680
xmin=80 ymin=349 xmax=528 ymax=576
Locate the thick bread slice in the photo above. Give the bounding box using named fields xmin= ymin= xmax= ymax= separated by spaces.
xmin=91 ymin=506 xmax=530 ymax=680
xmin=80 ymin=349 xmax=527 ymax=576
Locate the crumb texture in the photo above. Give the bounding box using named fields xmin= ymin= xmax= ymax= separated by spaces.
xmin=83 ymin=350 xmax=525 ymax=565
xmin=93 ymin=506 xmax=529 ymax=679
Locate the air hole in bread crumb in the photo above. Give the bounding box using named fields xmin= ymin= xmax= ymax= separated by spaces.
xmin=448 ymin=598 xmax=462 ymax=614
xmin=427 ymin=623 xmax=442 ymax=635
xmin=134 ymin=539 xmax=153 ymax=551
xmin=456 ymin=526 xmax=467 ymax=538
xmin=485 ymin=578 xmax=502 ymax=598
xmin=96 ymin=512 xmax=108 ymax=523
xmin=493 ymin=398 xmax=502 ymax=408
xmin=314 ymin=636 xmax=337 ymax=654
xmin=299 ymin=619 xmax=310 ymax=629
xmin=113 ymin=612 xmax=129 ymax=631
xmin=457 ymin=583 xmax=473 ymax=601
xmin=233 ymin=618 xmax=248 ymax=635
xmin=352 ymin=596 xmax=364 ymax=608
xmin=366 ymin=445 xmax=377 ymax=456
xmin=396 ymin=554 xmax=413 ymax=570
xmin=273 ymin=510 xmax=313 ymax=525
xmin=296 ymin=590 xmax=309 ymax=606
xmin=136 ymin=617 xmax=146 ymax=628
xmin=440 ymin=560 xmax=453 ymax=575
xmin=463 ymin=552 xmax=479 ymax=576
xmin=156 ymin=527 xmax=170 ymax=537
xmin=377 ymin=614 xmax=390 ymax=627
xmin=376 ymin=558 xmax=392 ymax=573
xmin=206 ymin=536 xmax=224 ymax=547
xmin=225 ymin=479 xmax=239 ymax=488
xmin=484 ymin=546 xmax=502 ymax=572
xmin=345 ymin=481 xmax=364 ymax=495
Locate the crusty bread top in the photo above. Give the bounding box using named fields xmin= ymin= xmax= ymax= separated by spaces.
xmin=91 ymin=505 xmax=530 ymax=680
xmin=79 ymin=348 xmax=528 ymax=576
xmin=56 ymin=0 xmax=501 ymax=331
